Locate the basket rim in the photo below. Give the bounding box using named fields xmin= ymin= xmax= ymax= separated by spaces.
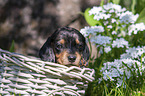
xmin=0 ymin=48 xmax=95 ymax=81
xmin=0 ymin=48 xmax=95 ymax=96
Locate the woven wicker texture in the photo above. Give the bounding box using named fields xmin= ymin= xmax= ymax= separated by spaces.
xmin=0 ymin=49 xmax=95 ymax=96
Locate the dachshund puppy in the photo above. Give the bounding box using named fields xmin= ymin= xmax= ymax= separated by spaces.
xmin=39 ymin=27 xmax=90 ymax=67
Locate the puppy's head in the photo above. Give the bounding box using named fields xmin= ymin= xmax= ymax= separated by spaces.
xmin=39 ymin=27 xmax=89 ymax=66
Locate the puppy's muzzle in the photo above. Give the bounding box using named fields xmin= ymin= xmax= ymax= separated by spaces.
xmin=68 ymin=55 xmax=76 ymax=63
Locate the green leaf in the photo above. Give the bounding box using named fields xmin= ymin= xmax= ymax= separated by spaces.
xmin=135 ymin=0 xmax=145 ymax=14
xmin=112 ymin=0 xmax=120 ymax=4
xmin=100 ymin=0 xmax=104 ymax=7
xmin=136 ymin=8 xmax=145 ymax=24
xmin=9 ymin=40 xmax=15 ymax=52
xmin=84 ymin=8 xmax=101 ymax=26
xmin=131 ymin=0 xmax=136 ymax=14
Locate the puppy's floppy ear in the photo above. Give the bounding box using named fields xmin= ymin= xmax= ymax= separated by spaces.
xmin=39 ymin=37 xmax=55 ymax=62
xmin=80 ymin=43 xmax=90 ymax=66
xmin=82 ymin=43 xmax=90 ymax=61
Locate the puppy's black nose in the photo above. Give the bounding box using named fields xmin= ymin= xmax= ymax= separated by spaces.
xmin=68 ymin=55 xmax=76 ymax=62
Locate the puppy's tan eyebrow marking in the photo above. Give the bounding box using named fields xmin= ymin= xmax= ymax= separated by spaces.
xmin=59 ymin=39 xmax=65 ymax=44
xmin=76 ymin=39 xmax=80 ymax=44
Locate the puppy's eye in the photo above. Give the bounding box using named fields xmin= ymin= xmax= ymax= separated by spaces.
xmin=56 ymin=43 xmax=63 ymax=50
xmin=78 ymin=44 xmax=83 ymax=50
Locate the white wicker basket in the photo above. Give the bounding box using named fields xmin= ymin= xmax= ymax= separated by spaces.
xmin=0 ymin=49 xmax=95 ymax=96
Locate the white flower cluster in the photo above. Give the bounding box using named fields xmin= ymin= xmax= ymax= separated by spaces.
xmin=89 ymin=6 xmax=110 ymax=20
xmin=120 ymin=11 xmax=139 ymax=24
xmin=112 ymin=31 xmax=117 ymax=35
xmin=89 ymin=3 xmax=139 ymax=26
xmin=100 ymin=46 xmax=145 ymax=86
xmin=80 ymin=26 xmax=104 ymax=37
xmin=89 ymin=6 xmax=103 ymax=16
xmin=81 ymin=2 xmax=145 ymax=88
xmin=90 ymin=34 xmax=112 ymax=46
xmin=112 ymin=38 xmax=129 ymax=48
xmin=89 ymin=3 xmax=126 ymax=21
xmin=104 ymin=46 xmax=111 ymax=53
xmin=128 ymin=23 xmax=145 ymax=35
xmin=103 ymin=3 xmax=126 ymax=13
xmin=100 ymin=58 xmax=143 ymax=87
xmin=121 ymin=46 xmax=145 ymax=59
xmin=142 ymin=56 xmax=145 ymax=66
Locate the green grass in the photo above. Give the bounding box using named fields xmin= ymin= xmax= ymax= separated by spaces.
xmin=85 ymin=59 xmax=145 ymax=96
xmin=85 ymin=77 xmax=145 ymax=96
